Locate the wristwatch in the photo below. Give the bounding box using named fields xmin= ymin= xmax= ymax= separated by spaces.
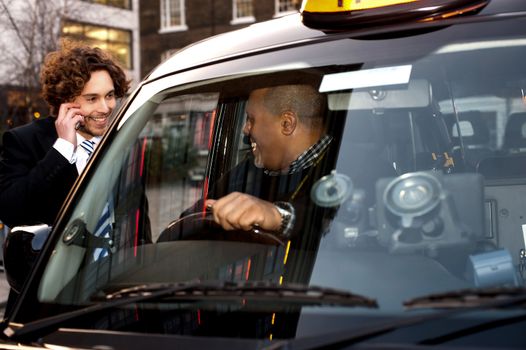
xmin=274 ymin=201 xmax=294 ymax=235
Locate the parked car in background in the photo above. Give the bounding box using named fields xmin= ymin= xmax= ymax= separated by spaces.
xmin=1 ymin=0 xmax=526 ymax=349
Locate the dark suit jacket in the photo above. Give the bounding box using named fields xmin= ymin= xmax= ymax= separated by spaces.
xmin=0 ymin=117 xmax=78 ymax=227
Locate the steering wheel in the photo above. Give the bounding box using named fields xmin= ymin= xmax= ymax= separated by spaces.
xmin=157 ymin=212 xmax=285 ymax=246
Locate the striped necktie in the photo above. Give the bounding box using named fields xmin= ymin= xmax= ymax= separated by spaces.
xmin=79 ymin=139 xmax=95 ymax=157
xmin=93 ymin=199 xmax=113 ymax=260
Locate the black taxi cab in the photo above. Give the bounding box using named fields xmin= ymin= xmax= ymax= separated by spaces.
xmin=1 ymin=0 xmax=526 ymax=348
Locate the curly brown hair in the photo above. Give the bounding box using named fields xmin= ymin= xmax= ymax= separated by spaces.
xmin=40 ymin=39 xmax=130 ymax=115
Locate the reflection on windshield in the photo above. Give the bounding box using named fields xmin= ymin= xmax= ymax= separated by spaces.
xmin=33 ymin=24 xmax=526 ymax=341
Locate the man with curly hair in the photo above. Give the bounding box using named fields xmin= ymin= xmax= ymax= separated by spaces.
xmin=0 ymin=40 xmax=130 ymax=228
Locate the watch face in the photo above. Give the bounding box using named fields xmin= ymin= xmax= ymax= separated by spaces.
xmin=274 ymin=202 xmax=292 ymax=234
xmin=277 ymin=206 xmax=291 ymax=220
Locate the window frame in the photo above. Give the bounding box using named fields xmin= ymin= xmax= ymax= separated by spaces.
xmin=274 ymin=0 xmax=299 ymax=17
xmin=231 ymin=0 xmax=255 ymax=25
xmin=160 ymin=0 xmax=188 ymax=33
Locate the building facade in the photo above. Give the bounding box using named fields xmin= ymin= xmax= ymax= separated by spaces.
xmin=140 ymin=0 xmax=301 ymax=78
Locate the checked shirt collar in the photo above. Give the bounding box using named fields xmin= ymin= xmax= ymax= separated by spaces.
xmin=264 ymin=135 xmax=333 ymax=176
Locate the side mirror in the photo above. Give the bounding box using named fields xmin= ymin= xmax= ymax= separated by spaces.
xmin=3 ymin=224 xmax=51 ymax=293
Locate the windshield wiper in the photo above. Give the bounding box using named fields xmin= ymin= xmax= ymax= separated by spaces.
xmin=404 ymin=286 xmax=526 ymax=309
xmin=104 ymin=280 xmax=377 ymax=307
xmin=264 ymin=287 xmax=526 ymax=350
xmin=5 ymin=280 xmax=376 ymax=342
xmin=402 ymin=287 xmax=526 ymax=346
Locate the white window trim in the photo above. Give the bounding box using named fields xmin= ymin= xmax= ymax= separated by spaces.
xmin=230 ymin=16 xmax=255 ymax=25
xmin=160 ymin=0 xmax=187 ymax=31
xmin=274 ymin=0 xmax=298 ymax=17
xmin=159 ymin=25 xmax=188 ymax=34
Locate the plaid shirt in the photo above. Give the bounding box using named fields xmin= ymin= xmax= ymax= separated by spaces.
xmin=264 ymin=135 xmax=333 ymax=235
xmin=264 ymin=135 xmax=333 ymax=176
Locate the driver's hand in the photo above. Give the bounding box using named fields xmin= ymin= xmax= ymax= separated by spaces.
xmin=205 ymin=192 xmax=281 ymax=232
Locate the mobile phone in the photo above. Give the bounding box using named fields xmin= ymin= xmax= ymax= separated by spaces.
xmin=75 ymin=116 xmax=85 ymax=130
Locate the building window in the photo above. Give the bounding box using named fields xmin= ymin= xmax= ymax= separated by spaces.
xmin=275 ymin=0 xmax=300 ymax=16
xmin=160 ymin=0 xmax=187 ymax=32
xmin=232 ymin=0 xmax=254 ymax=25
xmin=81 ymin=0 xmax=131 ymax=10
xmin=62 ymin=21 xmax=132 ymax=69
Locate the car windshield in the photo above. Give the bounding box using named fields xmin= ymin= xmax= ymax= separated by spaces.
xmin=28 ymin=14 xmax=526 ymax=340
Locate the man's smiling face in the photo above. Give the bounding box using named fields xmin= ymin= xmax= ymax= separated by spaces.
xmin=73 ymin=70 xmax=116 ymax=138
xmin=243 ymin=88 xmax=288 ymax=171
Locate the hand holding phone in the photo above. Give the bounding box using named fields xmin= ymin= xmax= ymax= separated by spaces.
xmin=55 ymin=102 xmax=83 ymax=145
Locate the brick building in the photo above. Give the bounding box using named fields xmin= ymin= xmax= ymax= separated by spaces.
xmin=140 ymin=0 xmax=301 ymax=78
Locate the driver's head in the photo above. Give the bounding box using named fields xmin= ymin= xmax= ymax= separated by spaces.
xmin=243 ymin=84 xmax=326 ymax=172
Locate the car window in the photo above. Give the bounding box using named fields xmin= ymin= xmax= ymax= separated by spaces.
xmin=38 ymin=91 xmax=218 ymax=300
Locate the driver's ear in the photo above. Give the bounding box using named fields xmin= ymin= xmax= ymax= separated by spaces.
xmin=281 ymin=111 xmax=297 ymax=136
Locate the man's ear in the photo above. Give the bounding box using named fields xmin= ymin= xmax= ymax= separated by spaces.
xmin=281 ymin=111 xmax=297 ymax=135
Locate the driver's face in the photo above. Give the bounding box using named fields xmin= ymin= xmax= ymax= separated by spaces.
xmin=243 ymin=89 xmax=286 ymax=171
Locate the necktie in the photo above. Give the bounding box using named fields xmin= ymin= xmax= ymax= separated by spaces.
xmin=79 ymin=139 xmax=95 ymax=157
xmin=93 ymin=199 xmax=113 ymax=260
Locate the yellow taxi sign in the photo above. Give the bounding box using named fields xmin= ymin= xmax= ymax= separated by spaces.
xmin=302 ymin=0 xmax=418 ymax=13
xmin=301 ymin=0 xmax=490 ymax=30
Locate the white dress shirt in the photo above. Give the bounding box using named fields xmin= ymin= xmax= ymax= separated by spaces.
xmin=53 ymin=134 xmax=101 ymax=174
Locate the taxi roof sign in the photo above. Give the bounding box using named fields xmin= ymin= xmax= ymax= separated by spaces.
xmin=302 ymin=0 xmax=418 ymax=12
xmin=301 ymin=0 xmax=490 ymax=30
